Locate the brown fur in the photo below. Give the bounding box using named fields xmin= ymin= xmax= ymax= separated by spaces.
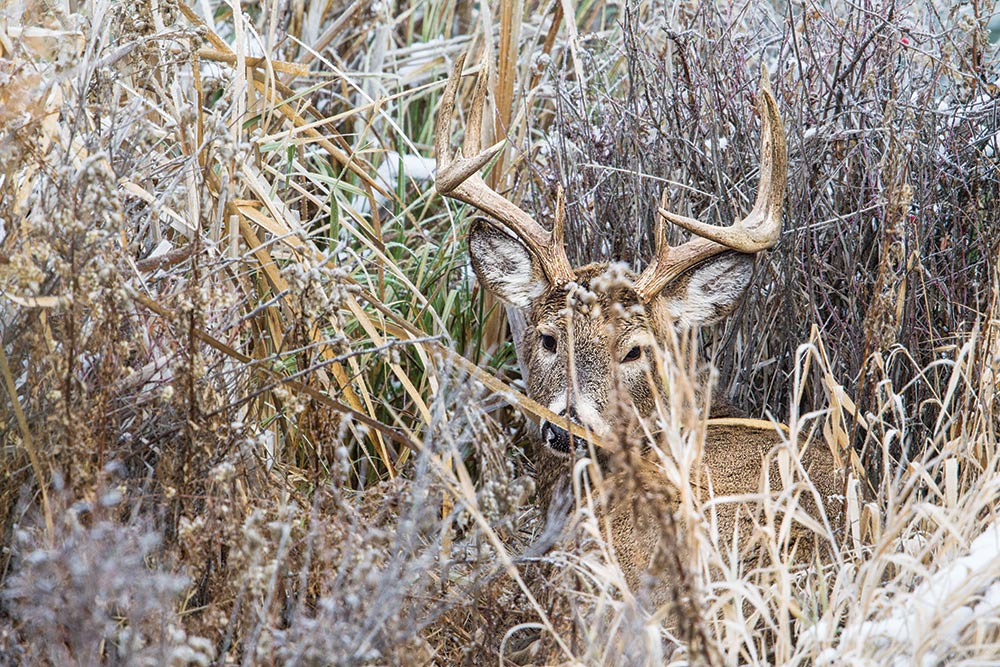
xmin=536 ymin=425 xmax=840 ymax=606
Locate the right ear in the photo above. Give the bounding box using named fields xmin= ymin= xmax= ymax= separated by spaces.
xmin=657 ymin=252 xmax=755 ymax=328
xmin=468 ymin=219 xmax=550 ymax=309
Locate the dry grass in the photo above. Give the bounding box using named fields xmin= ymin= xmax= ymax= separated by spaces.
xmin=1 ymin=0 xmax=999 ymax=665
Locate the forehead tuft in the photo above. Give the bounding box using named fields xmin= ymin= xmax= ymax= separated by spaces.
xmin=531 ymin=262 xmax=646 ymax=325
xmin=572 ymin=262 xmax=642 ymax=307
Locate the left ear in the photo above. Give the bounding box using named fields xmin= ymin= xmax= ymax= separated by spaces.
xmin=467 ymin=218 xmax=550 ymax=309
xmin=657 ymin=252 xmax=755 ymax=327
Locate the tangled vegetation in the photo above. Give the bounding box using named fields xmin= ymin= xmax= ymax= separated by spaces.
xmin=1 ymin=0 xmax=998 ymax=665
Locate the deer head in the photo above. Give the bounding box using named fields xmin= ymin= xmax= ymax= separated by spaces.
xmin=435 ymin=55 xmax=787 ymax=454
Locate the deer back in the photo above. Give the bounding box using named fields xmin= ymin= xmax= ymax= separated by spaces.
xmin=533 ymin=423 xmax=842 ymax=607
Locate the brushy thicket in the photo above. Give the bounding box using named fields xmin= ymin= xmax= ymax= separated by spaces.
xmin=1 ymin=0 xmax=999 ymax=665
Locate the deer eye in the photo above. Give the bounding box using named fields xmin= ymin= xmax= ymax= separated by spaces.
xmin=540 ymin=334 xmax=557 ymax=353
xmin=622 ymin=346 xmax=642 ymax=362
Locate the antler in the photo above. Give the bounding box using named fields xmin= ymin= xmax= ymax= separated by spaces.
xmin=435 ymin=54 xmax=574 ymax=284
xmin=633 ymin=66 xmax=787 ymax=303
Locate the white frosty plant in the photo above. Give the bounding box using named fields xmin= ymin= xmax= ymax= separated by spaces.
xmin=816 ymin=519 xmax=1000 ymax=666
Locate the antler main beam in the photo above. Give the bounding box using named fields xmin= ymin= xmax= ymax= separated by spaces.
xmin=633 ymin=66 xmax=787 ymax=303
xmin=434 ymin=55 xmax=574 ymax=284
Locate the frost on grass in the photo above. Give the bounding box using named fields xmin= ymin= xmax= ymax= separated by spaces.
xmin=817 ymin=519 xmax=1000 ymax=666
xmin=1 ymin=0 xmax=999 ymax=665
xmin=2 ymin=492 xmax=200 ymax=666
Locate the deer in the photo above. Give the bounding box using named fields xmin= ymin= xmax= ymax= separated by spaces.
xmin=434 ymin=54 xmax=843 ymax=627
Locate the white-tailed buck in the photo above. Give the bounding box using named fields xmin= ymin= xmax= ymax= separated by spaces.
xmin=435 ymin=55 xmax=842 ymax=610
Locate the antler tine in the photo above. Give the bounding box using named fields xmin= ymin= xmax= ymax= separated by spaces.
xmin=553 ymin=184 xmax=566 ymax=248
xmin=434 ymin=54 xmax=574 ymax=283
xmin=634 ymin=64 xmax=787 ymax=302
xmin=434 ymin=55 xmax=505 ymax=193
xmin=463 ymin=54 xmax=489 ymax=159
xmin=433 ymin=54 xmax=461 ymax=172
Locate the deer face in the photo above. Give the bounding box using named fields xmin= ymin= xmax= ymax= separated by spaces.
xmin=469 ymin=221 xmax=755 ymax=453
xmin=435 ymin=55 xmax=785 ymax=453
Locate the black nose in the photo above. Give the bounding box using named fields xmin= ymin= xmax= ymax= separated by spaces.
xmin=541 ymin=407 xmax=582 ymax=453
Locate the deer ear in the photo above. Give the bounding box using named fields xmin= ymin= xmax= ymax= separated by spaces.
xmin=468 ymin=219 xmax=549 ymax=309
xmin=658 ymin=252 xmax=755 ymax=327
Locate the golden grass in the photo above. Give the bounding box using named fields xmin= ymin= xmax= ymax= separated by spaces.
xmin=1 ymin=0 xmax=998 ymax=665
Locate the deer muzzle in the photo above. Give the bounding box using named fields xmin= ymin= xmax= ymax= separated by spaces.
xmin=541 ymin=407 xmax=585 ymax=454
